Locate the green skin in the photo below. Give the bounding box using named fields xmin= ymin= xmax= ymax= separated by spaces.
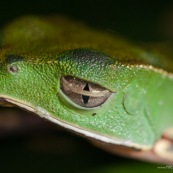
xmin=0 ymin=16 xmax=173 ymax=153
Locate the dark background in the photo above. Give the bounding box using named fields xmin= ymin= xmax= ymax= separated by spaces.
xmin=1 ymin=0 xmax=173 ymax=41
xmin=0 ymin=1 xmax=172 ymax=173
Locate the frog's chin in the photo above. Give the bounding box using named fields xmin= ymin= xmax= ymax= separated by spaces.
xmin=0 ymin=95 xmax=151 ymax=150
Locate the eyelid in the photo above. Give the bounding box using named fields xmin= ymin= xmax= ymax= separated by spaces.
xmin=61 ymin=77 xmax=110 ymax=97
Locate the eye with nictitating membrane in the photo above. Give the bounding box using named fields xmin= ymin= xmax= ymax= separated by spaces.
xmin=60 ymin=76 xmax=112 ymax=109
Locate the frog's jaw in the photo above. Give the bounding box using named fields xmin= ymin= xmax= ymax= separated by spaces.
xmin=0 ymin=94 xmax=151 ymax=150
xmin=1 ymin=94 xmax=173 ymax=164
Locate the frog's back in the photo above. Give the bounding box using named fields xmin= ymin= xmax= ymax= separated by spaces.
xmin=2 ymin=15 xmax=173 ymax=72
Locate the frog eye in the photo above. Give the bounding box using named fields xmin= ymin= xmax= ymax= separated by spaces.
xmin=60 ymin=76 xmax=112 ymax=109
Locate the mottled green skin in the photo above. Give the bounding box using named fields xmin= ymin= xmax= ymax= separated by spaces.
xmin=0 ymin=15 xmax=173 ymax=148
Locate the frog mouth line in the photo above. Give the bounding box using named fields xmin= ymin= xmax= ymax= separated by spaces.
xmin=0 ymin=95 xmax=151 ymax=150
xmin=0 ymin=97 xmax=19 ymax=107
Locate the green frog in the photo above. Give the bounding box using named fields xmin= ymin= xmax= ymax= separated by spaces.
xmin=0 ymin=15 xmax=172 ymax=164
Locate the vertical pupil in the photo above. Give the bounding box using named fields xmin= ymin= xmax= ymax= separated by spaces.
xmin=82 ymin=83 xmax=90 ymax=104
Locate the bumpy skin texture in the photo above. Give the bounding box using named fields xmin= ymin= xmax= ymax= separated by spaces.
xmin=0 ymin=16 xmax=173 ymax=152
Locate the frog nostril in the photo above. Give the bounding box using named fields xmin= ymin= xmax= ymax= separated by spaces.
xmin=8 ymin=64 xmax=19 ymax=73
